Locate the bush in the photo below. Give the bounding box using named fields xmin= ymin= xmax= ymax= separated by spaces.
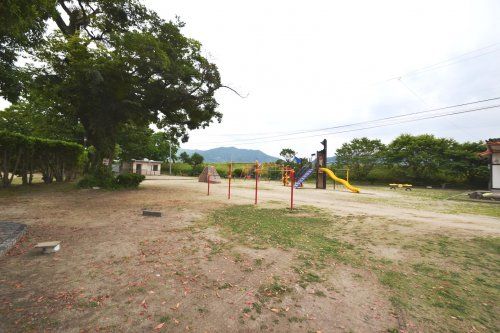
xmin=170 ymin=163 xmax=192 ymax=176
xmin=216 ymin=168 xmax=227 ymax=178
xmin=0 ymin=130 xmax=84 ymax=187
xmin=116 ymin=173 xmax=145 ymax=188
xmin=78 ymin=172 xmax=145 ymax=189
xmin=189 ymin=164 xmax=205 ymax=176
xmin=233 ymin=168 xmax=243 ymax=177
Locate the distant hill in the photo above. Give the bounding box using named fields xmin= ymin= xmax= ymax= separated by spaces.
xmin=178 ymin=147 xmax=278 ymax=163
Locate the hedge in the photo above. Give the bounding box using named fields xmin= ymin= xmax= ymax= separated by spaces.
xmin=0 ymin=130 xmax=84 ymax=187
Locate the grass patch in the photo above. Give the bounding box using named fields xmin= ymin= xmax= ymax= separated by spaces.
xmin=376 ymin=236 xmax=500 ymax=331
xmin=208 ymin=205 xmax=357 ymax=264
xmin=206 ymin=205 xmax=500 ymax=332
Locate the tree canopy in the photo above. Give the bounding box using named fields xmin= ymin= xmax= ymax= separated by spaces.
xmin=335 ymin=134 xmax=488 ymax=187
xmin=1 ymin=0 xmax=222 ymax=174
xmin=279 ymin=148 xmax=296 ymax=163
xmin=335 ymin=137 xmax=385 ymax=180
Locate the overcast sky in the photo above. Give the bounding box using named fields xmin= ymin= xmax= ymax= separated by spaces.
xmin=143 ymin=0 xmax=500 ymax=157
xmin=2 ymin=0 xmax=499 ymax=158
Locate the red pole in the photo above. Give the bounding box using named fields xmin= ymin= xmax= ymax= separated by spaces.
xmin=290 ymin=169 xmax=295 ymax=210
xmin=254 ymin=163 xmax=258 ymax=205
xmin=207 ymin=174 xmax=210 ymax=196
xmin=228 ymin=164 xmax=232 ymax=200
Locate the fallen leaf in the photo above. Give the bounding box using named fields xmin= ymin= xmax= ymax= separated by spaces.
xmin=140 ymin=299 xmax=148 ymax=309
xmin=154 ymin=323 xmax=165 ymax=330
xmin=270 ymin=308 xmax=279 ymax=313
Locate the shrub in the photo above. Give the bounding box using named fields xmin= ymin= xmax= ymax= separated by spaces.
xmin=116 ymin=173 xmax=145 ymax=188
xmin=78 ymin=172 xmax=145 ymax=189
xmin=189 ymin=164 xmax=205 ymax=176
xmin=233 ymin=168 xmax=243 ymax=177
xmin=170 ymin=163 xmax=192 ymax=176
xmin=0 ymin=130 xmax=83 ymax=187
xmin=216 ymin=168 xmax=227 ymax=178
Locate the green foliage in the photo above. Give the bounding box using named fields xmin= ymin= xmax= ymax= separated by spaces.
xmin=191 ymin=164 xmax=205 ymax=176
xmin=0 ymin=101 xmax=85 ymax=142
xmin=0 ymin=0 xmax=54 ymax=101
xmin=216 ymin=168 xmax=227 ymax=178
xmin=116 ymin=173 xmax=145 ymax=188
xmin=3 ymin=0 xmax=222 ymax=173
xmin=0 ymin=130 xmax=83 ymax=187
xmin=232 ymin=168 xmax=243 ymax=177
xmin=77 ymin=171 xmax=145 ymax=189
xmin=179 ymin=152 xmax=191 ymax=164
xmin=279 ymin=148 xmax=296 ymax=163
xmin=169 ymin=162 xmax=192 ymax=176
xmin=336 ymin=135 xmax=488 ymax=187
xmin=335 ymin=137 xmax=385 ymax=180
xmin=116 ymin=123 xmax=177 ymax=162
xmin=190 ymin=152 xmax=204 ymax=166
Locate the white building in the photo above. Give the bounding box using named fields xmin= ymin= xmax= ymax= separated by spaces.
xmin=121 ymin=158 xmax=162 ymax=176
xmin=483 ymin=139 xmax=500 ymax=192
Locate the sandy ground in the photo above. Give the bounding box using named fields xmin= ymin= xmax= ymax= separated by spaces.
xmin=0 ymin=176 xmax=498 ymax=333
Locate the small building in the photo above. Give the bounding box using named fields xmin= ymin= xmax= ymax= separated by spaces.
xmin=121 ymin=158 xmax=162 ymax=176
xmin=483 ymin=138 xmax=500 ymax=192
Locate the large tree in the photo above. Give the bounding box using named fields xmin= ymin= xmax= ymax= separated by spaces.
xmin=0 ymin=0 xmax=54 ymax=102
xmin=2 ymin=0 xmax=222 ymax=174
xmin=280 ymin=148 xmax=296 ymax=163
xmin=335 ymin=137 xmax=385 ymax=180
xmin=383 ymin=134 xmax=456 ymax=183
xmin=116 ymin=123 xmax=178 ymax=162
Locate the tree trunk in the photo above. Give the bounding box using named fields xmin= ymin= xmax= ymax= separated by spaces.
xmin=8 ymin=149 xmax=22 ymax=186
xmin=2 ymin=150 xmax=10 ymax=187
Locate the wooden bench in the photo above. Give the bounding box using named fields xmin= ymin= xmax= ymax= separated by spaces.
xmin=35 ymin=241 xmax=61 ymax=254
xmin=389 ymin=183 xmax=412 ymax=191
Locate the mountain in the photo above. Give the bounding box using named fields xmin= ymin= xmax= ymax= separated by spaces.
xmin=178 ymin=147 xmax=278 ymax=163
xmin=327 ymin=156 xmax=337 ymax=164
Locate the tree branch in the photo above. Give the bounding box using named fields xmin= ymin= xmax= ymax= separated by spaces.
xmin=220 ymin=85 xmax=248 ymax=98
xmin=52 ymin=11 xmax=70 ymax=35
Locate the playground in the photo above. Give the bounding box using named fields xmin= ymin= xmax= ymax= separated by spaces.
xmin=1 ymin=175 xmax=499 ymax=332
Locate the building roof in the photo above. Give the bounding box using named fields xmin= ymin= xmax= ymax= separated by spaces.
xmin=483 ymin=138 xmax=500 ymax=154
xmin=131 ymin=158 xmax=162 ymax=163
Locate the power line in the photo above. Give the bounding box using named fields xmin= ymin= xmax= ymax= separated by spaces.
xmin=197 ymin=96 xmax=500 ymax=144
xmin=194 ymin=103 xmax=500 ymax=147
xmin=373 ymin=41 xmax=500 ymax=85
xmin=205 ymin=42 xmax=500 ymax=138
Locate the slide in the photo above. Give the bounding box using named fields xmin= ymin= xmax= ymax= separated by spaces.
xmin=319 ymin=167 xmax=360 ymax=193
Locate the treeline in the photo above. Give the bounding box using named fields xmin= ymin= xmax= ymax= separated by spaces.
xmin=334 ymin=134 xmax=488 ymax=187
xmin=0 ymin=131 xmax=83 ymax=187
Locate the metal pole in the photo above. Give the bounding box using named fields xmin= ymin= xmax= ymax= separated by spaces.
xmin=254 ymin=162 xmax=258 ymax=205
xmin=228 ymin=164 xmax=232 ymax=200
xmin=169 ymin=142 xmax=172 ymax=175
xmin=290 ymin=169 xmax=295 ymax=210
xmin=207 ymin=174 xmax=210 ymax=196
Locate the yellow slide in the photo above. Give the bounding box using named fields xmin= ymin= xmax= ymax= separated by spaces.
xmin=319 ymin=168 xmax=360 ymax=193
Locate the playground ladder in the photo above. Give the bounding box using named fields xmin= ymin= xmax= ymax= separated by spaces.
xmin=294 ymin=168 xmax=314 ymax=188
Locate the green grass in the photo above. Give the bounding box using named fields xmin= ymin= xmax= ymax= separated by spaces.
xmin=206 ymin=205 xmax=500 ymax=332
xmin=208 ymin=205 xmax=358 ymax=264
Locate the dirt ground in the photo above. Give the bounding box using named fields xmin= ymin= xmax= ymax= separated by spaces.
xmin=0 ymin=176 xmax=499 ymax=332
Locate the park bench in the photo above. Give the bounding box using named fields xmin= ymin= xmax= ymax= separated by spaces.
xmin=389 ymin=183 xmax=412 ymax=191
xmin=35 ymin=241 xmax=61 ymax=254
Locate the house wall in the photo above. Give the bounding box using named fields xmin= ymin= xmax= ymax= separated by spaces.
xmin=492 ymin=152 xmax=500 ymax=191
xmin=131 ymin=161 xmax=161 ymax=176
